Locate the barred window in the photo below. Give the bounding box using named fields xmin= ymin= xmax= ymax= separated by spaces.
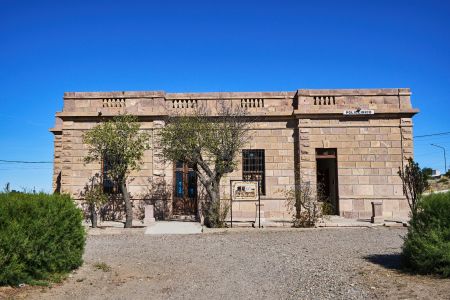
xmin=102 ymin=155 xmax=119 ymax=194
xmin=242 ymin=149 xmax=265 ymax=195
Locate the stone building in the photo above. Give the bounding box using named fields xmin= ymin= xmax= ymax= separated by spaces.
xmin=50 ymin=88 xmax=418 ymax=221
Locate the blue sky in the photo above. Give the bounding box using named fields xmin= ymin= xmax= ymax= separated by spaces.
xmin=1 ymin=0 xmax=449 ymax=192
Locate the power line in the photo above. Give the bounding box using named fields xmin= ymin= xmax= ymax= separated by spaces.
xmin=0 ymin=159 xmax=52 ymax=164
xmin=414 ymin=131 xmax=450 ymax=138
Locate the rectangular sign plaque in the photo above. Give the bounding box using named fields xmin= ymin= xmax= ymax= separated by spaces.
xmin=343 ymin=109 xmax=374 ymax=115
xmin=231 ymin=180 xmax=259 ymax=201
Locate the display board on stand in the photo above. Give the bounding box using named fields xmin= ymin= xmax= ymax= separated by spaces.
xmin=230 ymin=180 xmax=261 ymax=228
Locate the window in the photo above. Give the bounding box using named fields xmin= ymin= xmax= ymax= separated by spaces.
xmin=102 ymin=155 xmax=119 ymax=194
xmin=242 ymin=149 xmax=265 ymax=195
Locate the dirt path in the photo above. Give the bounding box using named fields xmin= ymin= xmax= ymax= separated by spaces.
xmin=2 ymin=227 xmax=449 ymax=299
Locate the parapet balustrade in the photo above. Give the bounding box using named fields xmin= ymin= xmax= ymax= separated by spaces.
xmin=241 ymin=98 xmax=264 ymax=108
xmin=313 ymin=96 xmax=336 ymax=106
xmin=102 ymin=98 xmax=126 ymax=108
xmin=171 ymin=99 xmax=198 ymax=109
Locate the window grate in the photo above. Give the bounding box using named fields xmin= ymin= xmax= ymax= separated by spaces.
xmin=242 ymin=149 xmax=266 ymax=195
xmin=102 ymin=155 xmax=119 ymax=194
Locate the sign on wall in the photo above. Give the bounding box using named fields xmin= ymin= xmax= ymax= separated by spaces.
xmin=343 ymin=109 xmax=374 ymax=115
xmin=231 ymin=180 xmax=259 ymax=201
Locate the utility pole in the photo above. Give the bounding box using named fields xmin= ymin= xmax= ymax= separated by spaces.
xmin=431 ymin=144 xmax=447 ymax=173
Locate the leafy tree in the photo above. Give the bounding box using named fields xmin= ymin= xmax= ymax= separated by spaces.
xmin=421 ymin=167 xmax=432 ymax=180
xmin=83 ymin=114 xmax=150 ymax=228
xmin=157 ymin=103 xmax=251 ymax=226
xmin=398 ymin=158 xmax=429 ymax=216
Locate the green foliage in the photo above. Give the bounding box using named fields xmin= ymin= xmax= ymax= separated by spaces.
xmin=203 ymin=200 xmax=230 ymax=228
xmin=83 ymin=114 xmax=150 ymax=228
xmin=402 ymin=191 xmax=450 ymax=277
xmin=157 ymin=104 xmax=251 ymax=225
xmin=398 ymin=158 xmax=429 ymax=216
xmin=0 ymin=193 xmax=86 ymax=286
xmin=422 ymin=167 xmax=433 ymax=180
xmin=83 ymin=114 xmax=150 ymax=183
xmin=84 ymin=183 xmax=108 ymax=208
xmin=321 ymin=201 xmax=334 ymax=216
xmin=445 ymin=170 xmax=450 ymax=177
xmin=285 ymin=182 xmax=322 ymax=228
xmin=158 ymin=105 xmax=250 ymax=176
xmin=82 ymin=177 xmax=108 ymax=227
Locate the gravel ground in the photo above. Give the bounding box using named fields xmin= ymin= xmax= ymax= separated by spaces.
xmin=18 ymin=227 xmax=450 ymax=299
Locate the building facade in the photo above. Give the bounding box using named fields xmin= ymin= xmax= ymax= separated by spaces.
xmin=51 ymin=88 xmax=418 ymax=221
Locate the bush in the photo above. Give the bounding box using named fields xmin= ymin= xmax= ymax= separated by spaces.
xmin=0 ymin=193 xmax=86 ymax=285
xmin=285 ymin=182 xmax=322 ymax=228
xmin=402 ymin=191 xmax=450 ymax=277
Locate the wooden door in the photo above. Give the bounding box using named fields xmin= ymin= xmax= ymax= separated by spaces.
xmin=173 ymin=161 xmax=198 ymax=215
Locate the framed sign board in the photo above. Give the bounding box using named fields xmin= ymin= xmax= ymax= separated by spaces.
xmin=231 ymin=180 xmax=259 ymax=201
xmin=230 ymin=180 xmax=261 ymax=228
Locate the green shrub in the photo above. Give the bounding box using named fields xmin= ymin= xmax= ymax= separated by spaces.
xmin=0 ymin=193 xmax=86 ymax=285
xmin=402 ymin=191 xmax=450 ymax=277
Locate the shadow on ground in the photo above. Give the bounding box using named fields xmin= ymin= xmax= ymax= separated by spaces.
xmin=364 ymin=253 xmax=403 ymax=271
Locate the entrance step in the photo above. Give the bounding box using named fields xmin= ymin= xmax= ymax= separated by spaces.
xmin=170 ymin=215 xmax=197 ymax=222
xmin=225 ymin=221 xmax=255 ymax=228
xmin=145 ymin=221 xmax=202 ymax=235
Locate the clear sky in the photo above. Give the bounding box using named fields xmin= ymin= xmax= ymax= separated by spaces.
xmin=1 ymin=0 xmax=449 ymax=192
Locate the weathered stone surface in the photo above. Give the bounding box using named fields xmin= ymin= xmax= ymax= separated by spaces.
xmin=51 ymin=88 xmax=418 ymax=221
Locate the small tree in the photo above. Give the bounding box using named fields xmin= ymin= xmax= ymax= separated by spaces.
xmin=285 ymin=181 xmax=322 ymax=227
xmin=81 ymin=175 xmax=108 ymax=228
xmin=157 ymin=103 xmax=251 ymax=226
xmin=83 ymin=114 xmax=150 ymax=228
xmin=398 ymin=158 xmax=429 ymax=216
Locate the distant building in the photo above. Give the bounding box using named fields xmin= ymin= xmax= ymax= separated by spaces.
xmin=50 ymin=88 xmax=418 ymax=220
xmin=431 ymin=169 xmax=441 ymax=178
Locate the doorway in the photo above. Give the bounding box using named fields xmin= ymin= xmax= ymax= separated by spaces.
xmin=316 ymin=148 xmax=339 ymax=214
xmin=173 ymin=161 xmax=198 ymax=216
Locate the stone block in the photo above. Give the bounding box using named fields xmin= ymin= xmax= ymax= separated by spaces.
xmin=342 ymin=211 xmax=359 ymax=219
xmin=339 ymin=185 xmax=353 ymax=196
xmin=278 ymin=177 xmax=290 ymax=185
xmin=352 ymin=199 xmax=365 ymax=211
xmin=373 ymin=185 xmax=393 ymax=196
xmin=358 ymin=176 xmax=370 ymax=184
xmin=369 ymin=176 xmax=387 ymax=184
xmin=353 ymin=185 xmax=374 ymax=196
xmin=339 ymin=199 xmax=353 ymax=211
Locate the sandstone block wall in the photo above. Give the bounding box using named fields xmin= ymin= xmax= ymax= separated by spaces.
xmin=50 ymin=89 xmax=418 ymax=221
xmin=298 ymin=118 xmax=413 ymax=219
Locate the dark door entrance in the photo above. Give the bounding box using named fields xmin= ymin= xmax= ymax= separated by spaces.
xmin=173 ymin=161 xmax=198 ymax=216
xmin=316 ymin=149 xmax=339 ymax=214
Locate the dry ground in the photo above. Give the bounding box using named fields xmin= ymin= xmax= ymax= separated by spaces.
xmin=2 ymin=227 xmax=450 ymax=300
